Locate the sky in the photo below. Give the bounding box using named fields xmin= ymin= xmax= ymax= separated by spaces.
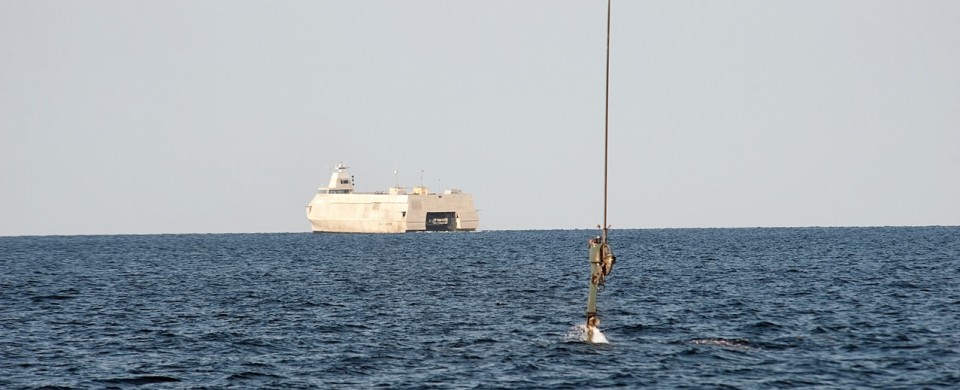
xmin=1 ymin=0 xmax=958 ymax=236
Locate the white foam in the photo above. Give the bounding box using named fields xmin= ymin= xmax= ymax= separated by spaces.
xmin=565 ymin=324 xmax=609 ymax=344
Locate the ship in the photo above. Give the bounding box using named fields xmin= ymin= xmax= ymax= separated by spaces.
xmin=306 ymin=163 xmax=480 ymax=233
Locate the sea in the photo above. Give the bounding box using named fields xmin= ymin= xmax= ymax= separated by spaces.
xmin=1 ymin=227 xmax=958 ymax=389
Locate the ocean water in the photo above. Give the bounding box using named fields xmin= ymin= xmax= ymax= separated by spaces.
xmin=2 ymin=227 xmax=959 ymax=388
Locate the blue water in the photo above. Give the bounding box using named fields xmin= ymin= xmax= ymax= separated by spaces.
xmin=2 ymin=227 xmax=959 ymax=388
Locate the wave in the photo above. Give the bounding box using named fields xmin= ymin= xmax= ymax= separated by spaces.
xmin=100 ymin=375 xmax=181 ymax=385
xmin=227 ymin=371 xmax=284 ymax=381
xmin=690 ymin=337 xmax=753 ymax=349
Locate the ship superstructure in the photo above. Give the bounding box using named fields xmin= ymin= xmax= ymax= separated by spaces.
xmin=306 ymin=163 xmax=479 ymax=233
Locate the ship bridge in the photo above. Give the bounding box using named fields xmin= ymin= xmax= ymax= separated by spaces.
xmin=318 ymin=162 xmax=354 ymax=194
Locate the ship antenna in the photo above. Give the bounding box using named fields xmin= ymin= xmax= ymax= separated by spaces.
xmin=394 ymin=162 xmax=399 ymax=188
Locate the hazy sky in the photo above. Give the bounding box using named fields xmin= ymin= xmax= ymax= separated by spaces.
xmin=2 ymin=1 xmax=958 ymax=236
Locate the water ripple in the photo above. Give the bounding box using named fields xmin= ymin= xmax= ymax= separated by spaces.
xmin=1 ymin=227 xmax=958 ymax=388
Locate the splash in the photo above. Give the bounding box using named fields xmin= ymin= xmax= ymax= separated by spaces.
xmin=565 ymin=324 xmax=609 ymax=344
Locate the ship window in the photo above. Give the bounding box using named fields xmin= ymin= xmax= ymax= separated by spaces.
xmin=339 ymin=179 xmax=350 ymax=184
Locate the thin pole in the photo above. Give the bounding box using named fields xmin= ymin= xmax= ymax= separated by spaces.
xmin=602 ymin=0 xmax=611 ymax=243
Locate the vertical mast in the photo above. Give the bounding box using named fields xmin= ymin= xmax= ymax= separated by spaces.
xmin=602 ymin=0 xmax=611 ymax=244
xmin=585 ymin=0 xmax=617 ymax=342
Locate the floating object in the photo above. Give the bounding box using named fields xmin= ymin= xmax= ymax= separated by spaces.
xmin=306 ymin=163 xmax=479 ymax=233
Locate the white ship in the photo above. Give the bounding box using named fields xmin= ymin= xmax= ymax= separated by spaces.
xmin=306 ymin=163 xmax=479 ymax=233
